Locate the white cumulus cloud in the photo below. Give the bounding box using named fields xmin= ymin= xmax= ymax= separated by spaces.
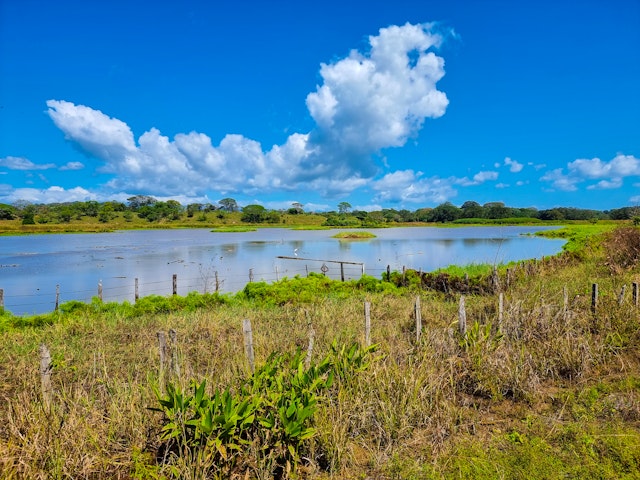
xmin=541 ymin=153 xmax=639 ymax=191
xmin=0 ymin=156 xmax=55 ymax=170
xmin=44 ymin=22 xmax=450 ymax=200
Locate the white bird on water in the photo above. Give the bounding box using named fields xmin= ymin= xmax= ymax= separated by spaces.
xmin=294 ymin=248 xmax=298 ymax=257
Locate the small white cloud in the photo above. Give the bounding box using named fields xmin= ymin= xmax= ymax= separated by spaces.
xmin=59 ymin=161 xmax=85 ymax=171
xmin=5 ymin=186 xmax=96 ymax=203
xmin=0 ymin=156 xmax=55 ymax=170
xmin=495 ymin=183 xmax=509 ymax=188
xmin=372 ymin=169 xmax=458 ymax=204
xmin=503 ymin=157 xmax=524 ymax=173
xmin=587 ymin=179 xmax=623 ymax=190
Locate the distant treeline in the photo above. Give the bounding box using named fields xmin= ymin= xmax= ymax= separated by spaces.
xmin=0 ymin=195 xmax=639 ymax=227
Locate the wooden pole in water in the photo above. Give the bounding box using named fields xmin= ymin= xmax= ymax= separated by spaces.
xmin=0 ymin=289 xmax=4 ymax=310
xmin=55 ymin=284 xmax=60 ymax=311
xmin=98 ymin=280 xmax=103 ymax=301
xmin=134 ymin=278 xmax=139 ymax=302
xmin=340 ymin=262 xmax=345 ymax=281
xmin=172 ymin=274 xmax=177 ymax=295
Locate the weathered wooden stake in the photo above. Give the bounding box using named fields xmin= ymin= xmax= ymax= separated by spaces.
xmin=214 ymin=271 xmax=220 ymax=292
xmin=98 ymin=280 xmax=103 ymax=301
xmin=633 ymin=282 xmax=638 ymax=307
xmin=242 ymin=319 xmax=255 ymax=373
xmin=0 ymin=288 xmax=4 ymax=310
xmin=618 ymin=285 xmax=627 ymax=306
xmin=169 ymin=329 xmax=180 ymax=377
xmin=591 ymin=283 xmax=598 ymax=314
xmin=414 ymin=296 xmax=422 ymax=344
xmin=458 ymin=295 xmax=467 ymax=336
xmin=386 ymin=265 xmax=391 ymax=282
xmin=40 ymin=343 xmax=52 ymax=411
xmin=340 ymin=262 xmax=345 ymax=281
xmin=364 ymin=301 xmax=371 ymax=347
xmin=275 ymin=266 xmax=279 ymax=281
xmin=305 ymin=325 xmax=315 ymax=369
xmin=498 ymin=292 xmax=504 ymax=327
xmin=563 ymin=285 xmax=569 ymax=314
xmin=249 ymin=269 xmax=254 ymax=283
xmin=134 ymin=278 xmax=139 ymax=302
xmin=55 ymin=284 xmax=60 ymax=311
xmin=157 ymin=331 xmax=167 ymax=391
xmin=172 ymin=274 xmax=177 ymax=295
xmin=491 ymin=267 xmax=500 ymax=293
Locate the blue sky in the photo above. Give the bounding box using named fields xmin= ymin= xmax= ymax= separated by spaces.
xmin=0 ymin=0 xmax=638 ymax=212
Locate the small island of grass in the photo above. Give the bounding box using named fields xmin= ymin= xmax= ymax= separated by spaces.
xmin=332 ymin=231 xmax=376 ymax=239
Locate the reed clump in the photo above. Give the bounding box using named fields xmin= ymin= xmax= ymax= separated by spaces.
xmin=0 ymin=226 xmax=639 ymax=479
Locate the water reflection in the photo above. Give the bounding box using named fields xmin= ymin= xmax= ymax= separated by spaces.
xmin=0 ymin=226 xmax=564 ymax=315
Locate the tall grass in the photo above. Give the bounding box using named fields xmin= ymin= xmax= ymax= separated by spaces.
xmin=0 ymin=227 xmax=639 ymax=478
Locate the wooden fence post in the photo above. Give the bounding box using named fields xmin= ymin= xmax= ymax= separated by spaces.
xmin=305 ymin=325 xmax=315 ymax=369
xmin=364 ymin=301 xmax=371 ymax=347
xmin=414 ymin=296 xmax=422 ymax=344
xmin=172 ymin=274 xmax=177 ymax=295
xmin=40 ymin=344 xmax=52 ymax=411
xmin=618 ymin=285 xmax=626 ymax=306
xmin=498 ymin=292 xmax=504 ymax=328
xmin=491 ymin=267 xmax=500 ymax=293
xmin=633 ymin=282 xmax=638 ymax=307
xmin=386 ymin=265 xmax=391 ymax=282
xmin=0 ymin=288 xmax=4 ymax=311
xmin=340 ymin=262 xmax=345 ymax=282
xmin=157 ymin=331 xmax=167 ymax=391
xmin=591 ymin=283 xmax=598 ymax=314
xmin=55 ymin=284 xmax=60 ymax=311
xmin=169 ymin=329 xmax=180 ymax=377
xmin=458 ymin=295 xmax=467 ymax=336
xmin=134 ymin=278 xmax=139 ymax=302
xmin=249 ymin=269 xmax=254 ymax=283
xmin=243 ymin=319 xmax=255 ymax=374
xmin=275 ymin=266 xmax=279 ymax=282
xmin=98 ymin=280 xmax=103 ymax=301
xmin=215 ymin=271 xmax=220 ymax=292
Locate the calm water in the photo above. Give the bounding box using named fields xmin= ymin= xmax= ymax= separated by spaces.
xmin=0 ymin=226 xmax=564 ymax=315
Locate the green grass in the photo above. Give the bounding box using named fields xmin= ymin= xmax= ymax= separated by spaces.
xmin=332 ymin=231 xmax=377 ymax=239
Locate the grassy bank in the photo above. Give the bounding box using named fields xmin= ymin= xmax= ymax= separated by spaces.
xmin=0 ymin=227 xmax=639 ymax=478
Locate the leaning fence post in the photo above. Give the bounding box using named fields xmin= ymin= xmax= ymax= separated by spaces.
xmin=135 ymin=278 xmax=139 ymax=302
xmin=243 ymin=319 xmax=255 ymax=374
xmin=172 ymin=274 xmax=177 ymax=295
xmin=414 ymin=296 xmax=422 ymax=344
xmin=55 ymin=284 xmax=60 ymax=311
xmin=40 ymin=344 xmax=52 ymax=411
xmin=458 ymin=295 xmax=467 ymax=336
xmin=591 ymin=283 xmax=598 ymax=314
xmin=168 ymin=329 xmax=180 ymax=377
xmin=0 ymin=288 xmax=4 ymax=311
xmin=633 ymin=282 xmax=638 ymax=307
xmin=364 ymin=301 xmax=371 ymax=347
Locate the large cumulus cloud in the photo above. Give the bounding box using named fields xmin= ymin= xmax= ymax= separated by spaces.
xmin=45 ymin=22 xmax=450 ymax=200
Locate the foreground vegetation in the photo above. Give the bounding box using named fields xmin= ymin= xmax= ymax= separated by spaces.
xmin=0 ymin=226 xmax=639 ymax=478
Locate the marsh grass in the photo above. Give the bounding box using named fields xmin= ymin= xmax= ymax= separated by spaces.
xmin=1 ymin=227 xmax=639 ymax=478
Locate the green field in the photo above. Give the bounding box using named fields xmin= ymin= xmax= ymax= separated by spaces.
xmin=1 ymin=226 xmax=639 ymax=479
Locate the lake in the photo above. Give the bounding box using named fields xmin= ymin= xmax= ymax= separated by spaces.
xmin=0 ymin=226 xmax=564 ymax=315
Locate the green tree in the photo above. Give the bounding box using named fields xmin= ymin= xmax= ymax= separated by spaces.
xmin=241 ymin=204 xmax=267 ymax=223
xmin=218 ymin=198 xmax=238 ymax=212
xmin=338 ymin=202 xmax=352 ymax=214
xmin=0 ymin=203 xmax=16 ymax=220
xmin=460 ymin=201 xmax=485 ymax=219
xmin=429 ymin=202 xmax=461 ymax=223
